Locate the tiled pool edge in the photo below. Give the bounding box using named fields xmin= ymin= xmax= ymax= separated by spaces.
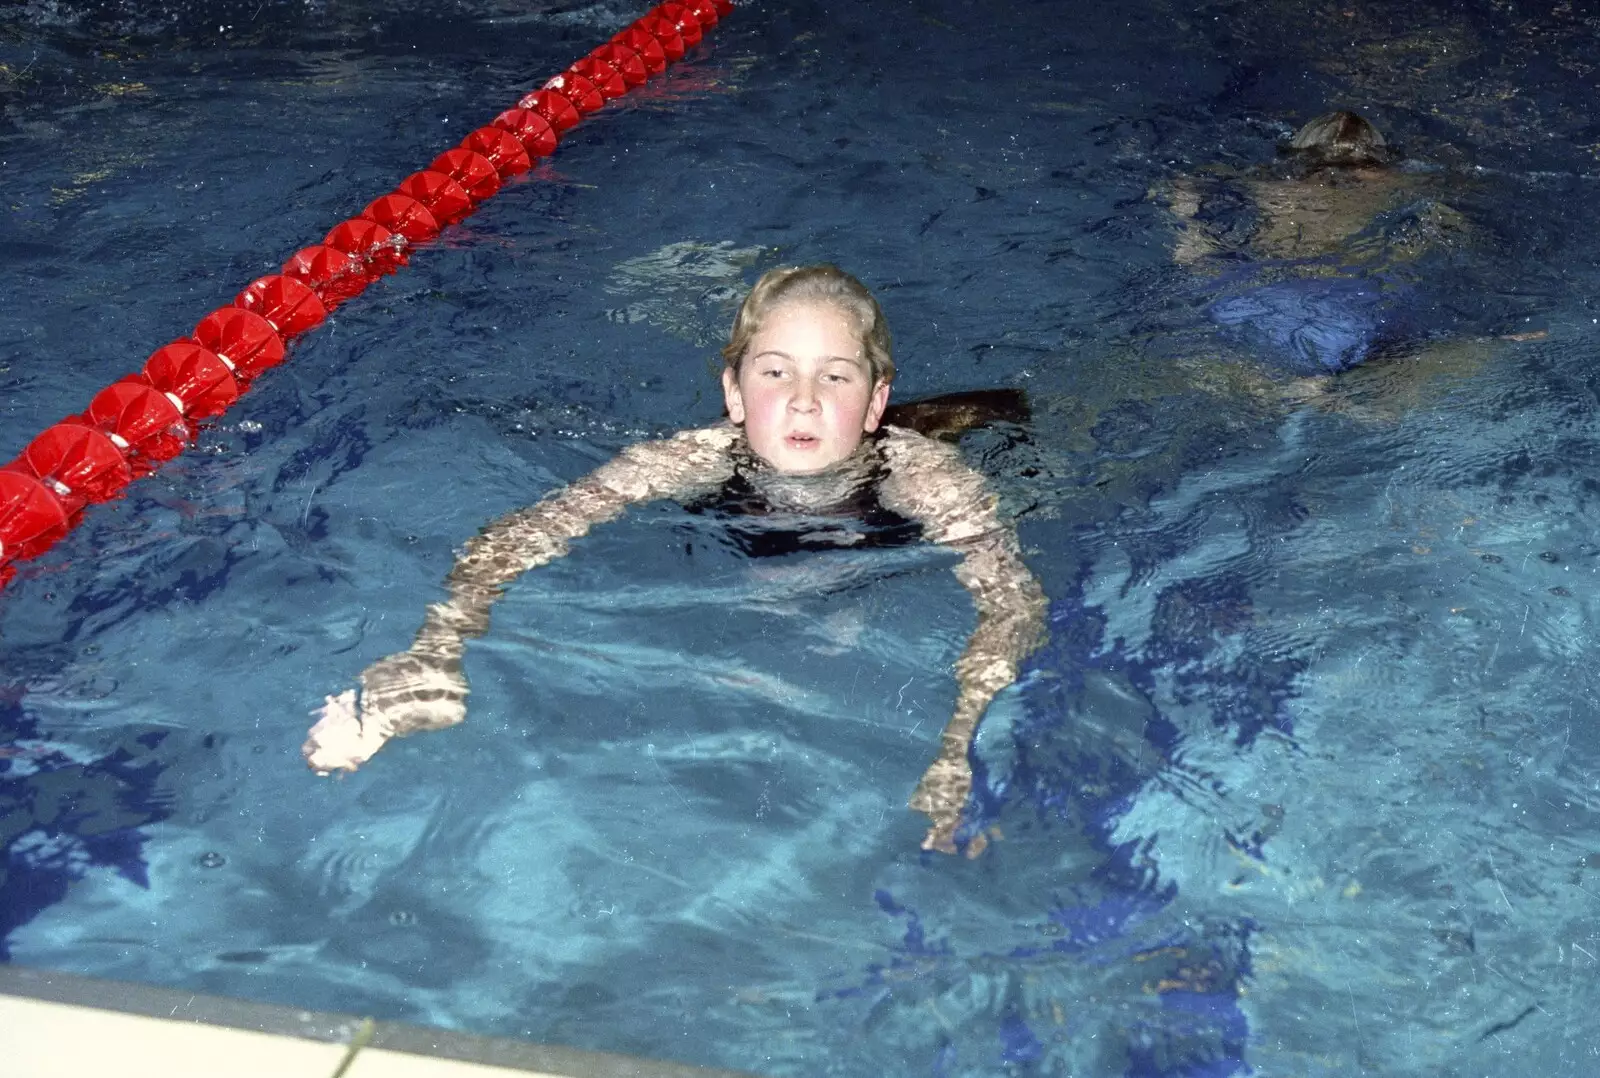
xmin=0 ymin=964 xmax=758 ymax=1078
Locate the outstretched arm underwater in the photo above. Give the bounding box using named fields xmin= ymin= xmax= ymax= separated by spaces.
xmin=303 ymin=426 xmax=738 ymax=773
xmin=879 ymin=428 xmax=1048 ymax=855
xmin=1152 ymin=174 xmax=1225 ymax=266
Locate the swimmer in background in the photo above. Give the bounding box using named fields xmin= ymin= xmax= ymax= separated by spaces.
xmin=303 ymin=264 xmax=1047 ymax=855
xmin=1155 ymin=109 xmax=1503 ymax=389
xmin=1167 ymin=110 xmax=1435 ymax=268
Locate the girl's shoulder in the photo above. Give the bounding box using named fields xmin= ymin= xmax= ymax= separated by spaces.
xmin=877 ymin=425 xmax=1001 ymax=541
xmin=878 ymin=423 xmax=957 ymax=464
xmin=672 ymin=422 xmax=743 ymax=452
xmin=621 ymin=422 xmax=741 ymax=461
xmin=597 ymin=423 xmax=740 ymax=500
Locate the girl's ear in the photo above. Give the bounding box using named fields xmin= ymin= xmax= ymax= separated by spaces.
xmin=722 ymin=367 xmax=746 ymax=424
xmin=862 ymin=379 xmax=891 ymax=433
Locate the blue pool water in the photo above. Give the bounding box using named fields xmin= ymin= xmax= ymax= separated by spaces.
xmin=4 ymin=0 xmax=1600 ymax=1074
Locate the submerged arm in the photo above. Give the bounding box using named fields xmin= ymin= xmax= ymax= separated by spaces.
xmin=880 ymin=429 xmax=1047 ymax=853
xmin=420 ymin=427 xmax=736 ymax=660
xmin=304 ymin=426 xmax=737 ymax=773
xmin=1154 ymin=175 xmax=1221 ymax=265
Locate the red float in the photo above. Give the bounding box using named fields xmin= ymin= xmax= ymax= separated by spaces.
xmin=144 ymin=342 xmax=241 ymax=420
xmin=0 ymin=472 xmax=69 ymax=566
xmin=492 ymin=108 xmax=559 ymax=158
xmin=236 ymin=274 xmax=328 ymax=338
xmin=653 ymin=3 xmax=704 ymax=46
xmin=193 ymin=307 xmax=286 ymax=380
xmin=396 ymin=170 xmax=475 ymax=226
xmin=324 ymin=218 xmax=407 ymax=275
xmin=518 ymin=89 xmax=583 ymax=134
xmin=611 ymin=27 xmax=669 ymax=75
xmin=568 ymin=56 xmax=628 ymax=100
xmin=0 ymin=2 xmax=736 ymax=580
xmin=431 ymin=148 xmax=503 ymax=202
xmin=542 ymin=72 xmax=605 ymax=114
xmin=8 ymin=423 xmax=133 ymax=513
xmin=460 ymin=127 xmax=532 ymax=179
xmin=324 ymin=218 xmax=404 ymax=263
xmin=588 ymin=43 xmax=650 ymax=88
xmin=81 ymin=378 xmax=191 ymax=467
xmin=283 ymin=244 xmax=371 ymax=310
xmin=361 ymin=194 xmax=441 ymax=244
xmin=685 ymin=0 xmax=724 ymax=24
xmin=637 ymin=15 xmax=686 ymax=61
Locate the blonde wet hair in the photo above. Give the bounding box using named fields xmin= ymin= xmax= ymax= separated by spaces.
xmin=722 ymin=264 xmax=895 ymax=385
xmin=1285 ymin=110 xmax=1391 ymax=168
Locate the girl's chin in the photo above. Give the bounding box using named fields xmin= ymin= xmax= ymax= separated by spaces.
xmin=753 ymin=439 xmax=852 ymax=475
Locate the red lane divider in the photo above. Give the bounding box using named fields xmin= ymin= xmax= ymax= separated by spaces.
xmin=0 ymin=0 xmax=735 ymax=585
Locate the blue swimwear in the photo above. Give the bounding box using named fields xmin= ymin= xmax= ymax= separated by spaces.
xmin=1206 ymin=274 xmax=1415 ymax=375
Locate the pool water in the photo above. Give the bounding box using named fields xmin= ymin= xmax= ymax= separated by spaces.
xmin=4 ymin=0 xmax=1600 ymax=1075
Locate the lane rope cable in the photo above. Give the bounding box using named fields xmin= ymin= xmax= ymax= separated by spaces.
xmin=0 ymin=0 xmax=734 ymax=586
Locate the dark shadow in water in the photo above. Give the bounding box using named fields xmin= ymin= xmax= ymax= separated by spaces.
xmin=0 ymin=696 xmax=172 ymax=961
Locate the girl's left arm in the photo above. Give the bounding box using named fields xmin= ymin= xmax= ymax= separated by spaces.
xmin=879 ymin=429 xmax=1047 ymax=854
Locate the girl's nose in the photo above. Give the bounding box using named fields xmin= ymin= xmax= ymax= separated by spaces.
xmin=789 ymin=381 xmax=820 ymax=412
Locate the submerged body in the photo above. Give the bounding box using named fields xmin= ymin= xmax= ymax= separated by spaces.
xmin=1160 ymin=111 xmax=1473 ymax=377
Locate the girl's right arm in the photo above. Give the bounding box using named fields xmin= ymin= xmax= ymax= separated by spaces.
xmin=303 ymin=426 xmax=738 ymax=773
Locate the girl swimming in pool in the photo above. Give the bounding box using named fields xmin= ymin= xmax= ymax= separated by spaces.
xmin=303 ymin=263 xmax=1046 ymax=855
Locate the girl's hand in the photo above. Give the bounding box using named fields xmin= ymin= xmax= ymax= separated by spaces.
xmin=303 ymin=688 xmax=383 ymax=774
xmin=302 ymin=650 xmax=468 ymax=774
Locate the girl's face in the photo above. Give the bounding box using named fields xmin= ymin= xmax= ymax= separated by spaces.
xmin=722 ymin=300 xmax=890 ymax=474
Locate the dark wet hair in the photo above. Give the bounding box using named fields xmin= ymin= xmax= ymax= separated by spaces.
xmin=1282 ymin=110 xmax=1394 ymax=169
xmin=883 ymin=388 xmax=1030 ymax=441
xmin=722 ymin=264 xmax=894 ymax=384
